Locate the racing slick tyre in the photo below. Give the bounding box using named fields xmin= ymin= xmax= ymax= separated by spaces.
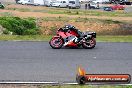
xmin=82 ymin=38 xmax=96 ymax=49
xmin=49 ymin=37 xmax=63 ymax=49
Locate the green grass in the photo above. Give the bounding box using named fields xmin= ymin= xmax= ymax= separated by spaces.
xmin=39 ymin=85 xmax=132 ymax=88
xmin=47 ymin=9 xmax=132 ymax=17
xmin=42 ymin=17 xmax=126 ymax=23
xmin=0 ymin=35 xmax=132 ymax=42
xmin=97 ymin=35 xmax=132 ymax=42
xmin=0 ymin=85 xmax=132 ymax=88
xmin=35 ymin=9 xmax=132 ymax=17
xmin=0 ymin=35 xmax=52 ymax=41
xmin=0 ymin=12 xmax=14 ymax=17
xmin=5 ymin=6 xmax=132 ymax=17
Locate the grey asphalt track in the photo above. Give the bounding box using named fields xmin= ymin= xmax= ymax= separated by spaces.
xmin=0 ymin=41 xmax=132 ymax=83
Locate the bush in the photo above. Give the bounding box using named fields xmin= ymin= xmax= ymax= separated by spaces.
xmin=76 ymin=11 xmax=79 ymax=14
xmin=0 ymin=17 xmax=39 ymax=35
xmin=3 ymin=30 xmax=10 ymax=34
xmin=23 ymin=29 xmax=39 ymax=35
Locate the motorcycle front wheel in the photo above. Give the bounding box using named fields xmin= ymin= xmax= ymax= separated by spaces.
xmin=49 ymin=37 xmax=63 ymax=49
xmin=82 ymin=38 xmax=96 ymax=49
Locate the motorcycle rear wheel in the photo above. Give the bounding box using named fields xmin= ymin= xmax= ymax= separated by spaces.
xmin=49 ymin=37 xmax=63 ymax=49
xmin=82 ymin=38 xmax=96 ymax=49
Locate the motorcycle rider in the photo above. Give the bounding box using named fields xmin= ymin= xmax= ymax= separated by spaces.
xmin=63 ymin=24 xmax=83 ymax=43
xmin=64 ymin=24 xmax=83 ymax=37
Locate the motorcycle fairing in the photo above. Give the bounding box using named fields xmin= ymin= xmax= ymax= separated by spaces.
xmin=57 ymin=30 xmax=79 ymax=39
xmin=64 ymin=36 xmax=78 ymax=47
xmin=57 ymin=29 xmax=79 ymax=47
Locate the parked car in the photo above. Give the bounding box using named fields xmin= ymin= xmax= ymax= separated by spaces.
xmin=110 ymin=4 xmax=125 ymax=10
xmin=68 ymin=0 xmax=80 ymax=9
xmin=32 ymin=0 xmax=45 ymax=6
xmin=119 ymin=1 xmax=131 ymax=5
xmin=17 ymin=0 xmax=30 ymax=5
xmin=92 ymin=0 xmax=110 ymax=4
xmin=52 ymin=0 xmax=68 ymax=7
xmin=103 ymin=7 xmax=113 ymax=11
xmin=45 ymin=0 xmax=53 ymax=7
xmin=89 ymin=2 xmax=99 ymax=9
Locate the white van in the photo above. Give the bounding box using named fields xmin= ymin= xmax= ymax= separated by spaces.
xmin=90 ymin=2 xmax=99 ymax=9
xmin=45 ymin=0 xmax=52 ymax=6
xmin=33 ymin=0 xmax=45 ymax=5
xmin=68 ymin=0 xmax=81 ymax=9
xmin=92 ymin=0 xmax=102 ymax=3
xmin=52 ymin=0 xmax=68 ymax=7
xmin=17 ymin=0 xmax=30 ymax=4
xmin=92 ymin=0 xmax=109 ymax=3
